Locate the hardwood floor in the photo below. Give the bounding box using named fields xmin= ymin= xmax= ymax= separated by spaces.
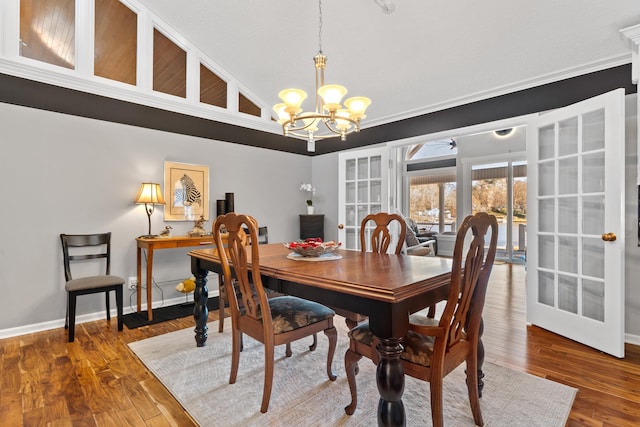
xmin=1 ymin=263 xmax=639 ymax=426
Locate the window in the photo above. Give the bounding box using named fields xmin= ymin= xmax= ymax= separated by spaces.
xmin=200 ymin=64 xmax=227 ymax=108
xmin=409 ymin=175 xmax=457 ymax=233
xmin=20 ymin=0 xmax=76 ymax=69
xmin=239 ymin=93 xmax=261 ymax=117
xmin=94 ymin=0 xmax=137 ymax=85
xmin=153 ymin=29 xmax=186 ymax=98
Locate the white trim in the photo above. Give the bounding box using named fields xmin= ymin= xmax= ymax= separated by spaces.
xmin=0 ymin=58 xmax=281 ymax=134
xmin=621 ymin=24 xmax=640 ymax=84
xmin=75 ymin=0 xmax=94 ymax=76
xmin=388 ymin=115 xmax=537 ymax=149
xmin=626 ymin=333 xmax=640 ymax=346
xmin=0 ymin=0 xmax=281 ymax=136
xmin=365 ymin=55 xmax=631 ymax=129
xmin=0 ymin=290 xmax=220 ymax=340
xmin=621 ymin=23 xmax=640 ymax=186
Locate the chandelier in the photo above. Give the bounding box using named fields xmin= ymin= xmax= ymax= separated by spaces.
xmin=272 ymin=0 xmax=371 ymax=152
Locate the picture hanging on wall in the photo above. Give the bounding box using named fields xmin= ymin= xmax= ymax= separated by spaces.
xmin=164 ymin=161 xmax=209 ymax=221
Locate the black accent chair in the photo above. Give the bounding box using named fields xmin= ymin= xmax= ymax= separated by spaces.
xmin=60 ymin=233 xmax=125 ymax=342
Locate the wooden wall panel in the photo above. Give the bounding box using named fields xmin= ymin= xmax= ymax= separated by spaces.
xmin=200 ymin=64 xmax=227 ymax=108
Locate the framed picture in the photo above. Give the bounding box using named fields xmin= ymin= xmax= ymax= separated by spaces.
xmin=164 ymin=161 xmax=209 ymax=221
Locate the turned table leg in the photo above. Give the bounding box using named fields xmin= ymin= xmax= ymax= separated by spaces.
xmin=376 ymin=337 xmax=406 ymax=427
xmin=193 ymin=264 xmax=209 ymax=347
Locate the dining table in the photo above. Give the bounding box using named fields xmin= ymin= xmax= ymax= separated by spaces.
xmin=188 ymin=243 xmax=479 ymax=426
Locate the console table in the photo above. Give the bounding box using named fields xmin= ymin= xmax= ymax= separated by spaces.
xmin=136 ymin=235 xmax=221 ymax=320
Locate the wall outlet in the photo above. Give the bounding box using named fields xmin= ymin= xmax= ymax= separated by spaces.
xmin=127 ymin=277 xmax=138 ymax=290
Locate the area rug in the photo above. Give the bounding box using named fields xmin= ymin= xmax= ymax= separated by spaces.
xmin=123 ymin=297 xmax=219 ymax=329
xmin=129 ymin=318 xmax=577 ymax=426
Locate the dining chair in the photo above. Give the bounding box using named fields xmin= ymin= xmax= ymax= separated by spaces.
xmin=360 ymin=212 xmax=406 ymax=255
xmin=214 ymin=213 xmax=337 ymax=413
xmin=329 ymin=212 xmax=409 ymax=330
xmin=344 ymin=212 xmax=498 ymax=427
xmin=218 ymin=226 xmax=280 ymax=334
xmin=60 ymin=233 xmax=125 ymax=343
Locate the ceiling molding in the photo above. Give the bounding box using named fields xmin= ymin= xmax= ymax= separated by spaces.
xmin=364 ymin=54 xmax=632 ymax=129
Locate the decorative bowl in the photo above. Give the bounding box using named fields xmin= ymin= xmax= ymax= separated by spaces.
xmin=284 ymin=238 xmax=342 ymax=257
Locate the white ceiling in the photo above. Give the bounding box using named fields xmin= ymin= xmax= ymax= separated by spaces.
xmin=137 ymin=0 xmax=638 ymax=128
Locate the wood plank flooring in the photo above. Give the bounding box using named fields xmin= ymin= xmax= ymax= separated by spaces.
xmin=1 ymin=263 xmax=639 ymax=426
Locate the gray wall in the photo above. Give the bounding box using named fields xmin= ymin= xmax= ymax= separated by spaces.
xmin=0 ymin=102 xmax=313 ymax=333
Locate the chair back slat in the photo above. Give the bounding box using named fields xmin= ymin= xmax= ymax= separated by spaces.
xmin=60 ymin=232 xmax=112 ymax=281
xmin=360 ymin=213 xmax=406 ymax=255
xmin=214 ymin=213 xmax=271 ymax=325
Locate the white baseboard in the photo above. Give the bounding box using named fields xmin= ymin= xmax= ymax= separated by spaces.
xmin=0 ymin=290 xmax=220 ymax=340
xmin=625 ymin=333 xmax=640 ymax=346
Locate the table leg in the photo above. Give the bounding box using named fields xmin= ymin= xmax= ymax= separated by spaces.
xmin=146 ymin=248 xmax=154 ymax=321
xmin=136 ymin=246 xmax=142 ymax=313
xmin=193 ymin=265 xmax=209 ymax=347
xmin=376 ymin=337 xmax=406 ymax=427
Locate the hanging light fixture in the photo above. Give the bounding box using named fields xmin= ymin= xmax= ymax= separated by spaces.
xmin=273 ymin=0 xmax=371 ymax=152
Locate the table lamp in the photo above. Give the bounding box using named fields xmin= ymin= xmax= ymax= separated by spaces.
xmin=135 ymin=182 xmax=166 ymax=238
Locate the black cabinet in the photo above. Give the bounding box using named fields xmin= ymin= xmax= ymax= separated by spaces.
xmin=299 ymin=214 xmax=324 ymax=241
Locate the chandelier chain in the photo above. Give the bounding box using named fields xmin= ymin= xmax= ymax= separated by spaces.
xmin=318 ymin=0 xmax=323 ymax=53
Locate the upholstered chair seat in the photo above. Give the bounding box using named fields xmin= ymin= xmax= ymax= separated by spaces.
xmin=268 ymin=296 xmax=335 ymax=334
xmin=348 ymin=315 xmax=441 ymax=368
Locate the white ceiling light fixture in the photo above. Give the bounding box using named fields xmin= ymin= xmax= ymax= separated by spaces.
xmin=273 ymin=0 xmax=371 ymax=152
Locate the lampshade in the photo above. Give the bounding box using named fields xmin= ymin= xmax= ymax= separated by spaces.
xmin=317 ymin=84 xmax=347 ymax=112
xmin=135 ymin=183 xmax=165 ymax=205
xmin=278 ymin=89 xmax=308 ymax=110
xmin=344 ymin=96 xmax=371 ymax=120
xmin=272 ymin=103 xmax=290 ymax=124
xmin=335 ymin=109 xmax=352 ymax=131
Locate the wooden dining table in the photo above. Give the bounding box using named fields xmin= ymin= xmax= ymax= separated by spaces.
xmin=188 ymin=243 xmax=458 ymax=426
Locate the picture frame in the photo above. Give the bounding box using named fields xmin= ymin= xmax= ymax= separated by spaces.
xmin=164 ymin=161 xmax=209 ymax=221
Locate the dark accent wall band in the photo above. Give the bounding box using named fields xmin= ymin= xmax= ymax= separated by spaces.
xmin=0 ymin=64 xmax=635 ymax=156
xmin=407 ymin=158 xmax=457 ymax=172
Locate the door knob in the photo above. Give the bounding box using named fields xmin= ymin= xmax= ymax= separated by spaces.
xmin=338 ymin=224 xmax=344 ymax=229
xmin=601 ymin=232 xmax=617 ymax=241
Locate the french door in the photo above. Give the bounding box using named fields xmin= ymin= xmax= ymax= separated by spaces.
xmin=338 ymin=147 xmax=390 ymax=250
xmin=526 ymin=89 xmax=625 ymax=358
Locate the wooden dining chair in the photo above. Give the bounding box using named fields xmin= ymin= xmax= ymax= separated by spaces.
xmin=344 ymin=212 xmax=498 ymax=427
xmin=332 ymin=212 xmax=409 ymax=329
xmin=213 ymin=213 xmax=338 ymax=413
xmin=60 ymin=233 xmax=125 ymax=342
xmin=360 ymin=212 xmax=406 ymax=255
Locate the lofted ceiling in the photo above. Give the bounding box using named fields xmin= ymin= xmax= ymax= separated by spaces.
xmin=136 ymin=0 xmax=639 ymax=129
